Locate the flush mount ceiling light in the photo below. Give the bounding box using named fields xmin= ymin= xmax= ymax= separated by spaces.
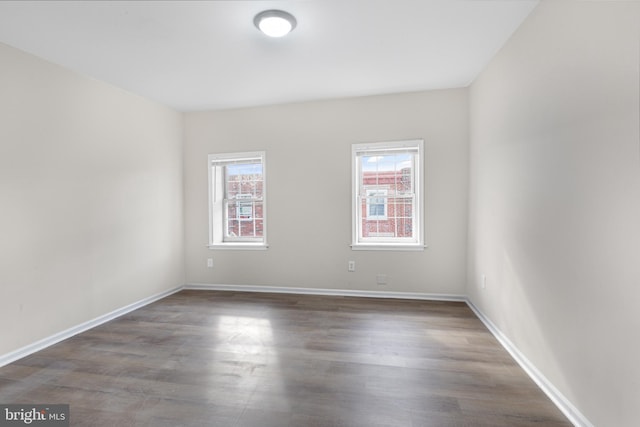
xmin=254 ymin=10 xmax=297 ymax=38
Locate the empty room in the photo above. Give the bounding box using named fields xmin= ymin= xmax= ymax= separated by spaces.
xmin=0 ymin=1 xmax=638 ymax=426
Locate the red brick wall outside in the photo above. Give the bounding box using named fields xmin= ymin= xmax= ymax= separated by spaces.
xmin=361 ymin=169 xmax=413 ymax=238
xmin=226 ymin=175 xmax=263 ymax=238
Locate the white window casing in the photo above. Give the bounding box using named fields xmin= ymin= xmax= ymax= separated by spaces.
xmin=352 ymin=140 xmax=425 ymax=251
xmin=208 ymin=151 xmax=267 ymax=250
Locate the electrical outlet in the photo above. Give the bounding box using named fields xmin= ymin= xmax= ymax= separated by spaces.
xmin=348 ymin=261 xmax=356 ymax=272
xmin=376 ymin=274 xmax=387 ymax=285
xmin=207 ymin=258 xmax=214 ymax=268
xmin=482 ymin=274 xmax=486 ymax=289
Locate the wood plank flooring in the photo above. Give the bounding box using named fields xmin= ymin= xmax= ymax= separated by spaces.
xmin=0 ymin=290 xmax=572 ymax=426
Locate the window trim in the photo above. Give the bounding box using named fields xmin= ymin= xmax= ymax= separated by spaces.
xmin=351 ymin=140 xmax=425 ymax=251
xmin=208 ymin=151 xmax=268 ymax=250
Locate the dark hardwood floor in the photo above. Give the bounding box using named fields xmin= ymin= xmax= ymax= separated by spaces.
xmin=0 ymin=290 xmax=571 ymax=426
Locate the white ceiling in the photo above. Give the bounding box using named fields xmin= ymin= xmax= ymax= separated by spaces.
xmin=0 ymin=1 xmax=538 ymax=112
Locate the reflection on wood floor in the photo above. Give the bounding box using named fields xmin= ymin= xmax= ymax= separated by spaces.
xmin=0 ymin=290 xmax=571 ymax=426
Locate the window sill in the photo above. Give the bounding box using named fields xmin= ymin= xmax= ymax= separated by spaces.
xmin=350 ymin=244 xmax=427 ymax=251
xmin=208 ymin=243 xmax=269 ymax=251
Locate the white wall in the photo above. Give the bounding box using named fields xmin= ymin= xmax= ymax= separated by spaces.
xmin=184 ymin=89 xmax=469 ymax=295
xmin=468 ymin=1 xmax=640 ymax=426
xmin=0 ymin=42 xmax=185 ymax=356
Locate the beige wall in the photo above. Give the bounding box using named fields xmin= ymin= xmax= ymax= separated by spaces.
xmin=184 ymin=89 xmax=469 ymax=295
xmin=0 ymin=42 xmax=185 ymax=356
xmin=468 ymin=1 xmax=640 ymax=426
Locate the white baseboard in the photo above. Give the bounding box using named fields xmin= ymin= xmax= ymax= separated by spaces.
xmin=184 ymin=283 xmax=466 ymax=302
xmin=465 ymin=299 xmax=592 ymax=427
xmin=188 ymin=283 xmax=591 ymax=426
xmin=0 ymin=285 xmax=183 ymax=368
xmin=1 ymin=283 xmax=461 ymax=368
xmin=0 ymin=282 xmax=591 ymax=427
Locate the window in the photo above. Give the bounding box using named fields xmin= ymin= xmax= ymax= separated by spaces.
xmin=366 ymin=189 xmax=388 ymax=220
xmin=352 ymin=140 xmax=424 ymax=250
xmin=208 ymin=151 xmax=267 ymax=249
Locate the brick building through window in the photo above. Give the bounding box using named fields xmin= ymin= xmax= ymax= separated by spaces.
xmin=361 ymin=168 xmax=413 ymax=238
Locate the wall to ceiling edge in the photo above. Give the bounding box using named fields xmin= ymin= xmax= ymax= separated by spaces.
xmin=468 ymin=1 xmax=640 ymax=426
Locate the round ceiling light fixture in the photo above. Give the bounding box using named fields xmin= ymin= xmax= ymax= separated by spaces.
xmin=254 ymin=10 xmax=297 ymax=38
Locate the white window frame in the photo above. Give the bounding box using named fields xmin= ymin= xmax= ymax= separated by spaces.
xmin=351 ymin=140 xmax=425 ymax=251
xmin=208 ymin=151 xmax=268 ymax=250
